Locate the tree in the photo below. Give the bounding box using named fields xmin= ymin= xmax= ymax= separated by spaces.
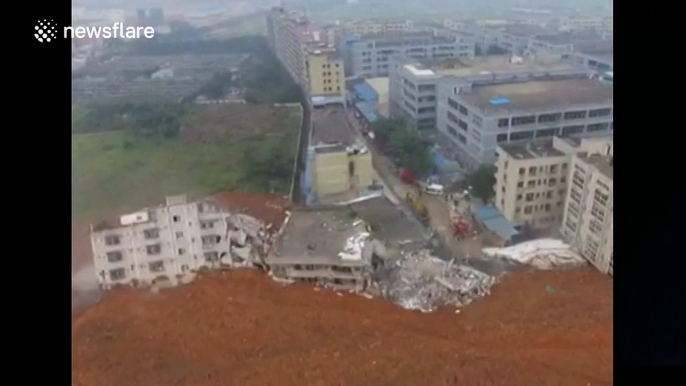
xmin=468 ymin=164 xmax=497 ymax=204
xmin=130 ymin=103 xmax=184 ymax=139
xmin=370 ymin=118 xmax=433 ymax=175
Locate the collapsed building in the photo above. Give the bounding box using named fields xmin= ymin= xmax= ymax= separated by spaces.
xmin=267 ymin=195 xmax=430 ymax=291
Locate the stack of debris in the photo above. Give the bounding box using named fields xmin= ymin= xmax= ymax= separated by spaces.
xmin=376 ymin=250 xmax=497 ymax=312
xmin=221 ymin=213 xmax=283 ymax=269
xmin=482 ymin=238 xmax=587 ymax=270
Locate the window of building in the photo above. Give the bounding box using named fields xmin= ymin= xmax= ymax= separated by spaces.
xmin=527 ymin=180 xmax=535 ymax=188
xmin=172 ymin=215 xmax=181 ymax=223
xmin=525 ymin=193 xmax=534 ymax=202
xmin=204 ymin=252 xmax=219 ymax=262
xmin=516 ymin=194 xmax=522 ymax=201
xmin=498 ymin=118 xmax=509 ymax=128
xmin=511 ymin=115 xmax=535 ymax=126
xmin=418 ymin=107 xmax=436 ymax=114
xmin=109 ymin=268 xmax=126 ymax=281
xmin=106 ymin=251 xmax=123 ymax=263
xmin=517 ymin=181 xmax=524 ymax=188
xmin=418 ymin=84 xmax=435 ymax=92
xmin=545 ymin=204 xmax=551 ymax=212
xmin=149 ymin=261 xmax=165 ymax=273
xmin=447 ymin=111 xmax=459 ymax=124
xmin=524 ymin=206 xmax=533 ymax=214
xmin=497 ymin=134 xmax=508 ymax=142
xmin=105 ymin=235 xmax=121 ymax=246
xmin=548 ymin=178 xmax=557 ymax=186
xmin=550 ymin=165 xmax=558 ymax=173
xmin=448 ymin=98 xmax=459 ymax=109
xmin=146 ymin=244 xmax=161 ymax=255
xmin=538 ymin=113 xmax=561 ymax=123
xmin=457 ymin=133 xmax=467 ymax=144
xmin=178 ymin=248 xmax=186 ymax=255
xmin=546 ymin=191 xmax=554 ymax=199
xmin=457 ymin=119 xmax=468 ymax=131
xmin=528 ymin=166 xmax=537 ymax=175
xmin=143 ymin=228 xmax=159 ymax=239
xmin=446 ymin=124 xmax=458 ymax=137
xmin=587 ymin=122 xmax=610 ymax=132
xmin=458 ymin=105 xmax=468 ymax=116
xmin=589 ymin=108 xmax=611 ymax=117
xmin=515 ymin=207 xmax=521 ymax=213
xmin=535 ymin=128 xmax=559 ymax=138
xmin=175 ymin=231 xmax=183 ymax=238
xmin=510 ymin=131 xmax=535 ymax=141
xmin=561 ymin=125 xmax=584 ymax=136
xmin=564 ymin=110 xmax=587 ymax=120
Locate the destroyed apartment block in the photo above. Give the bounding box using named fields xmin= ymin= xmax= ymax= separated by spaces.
xmin=267 ymin=196 xmax=429 ymax=292
xmin=90 ymin=194 xmax=279 ymax=289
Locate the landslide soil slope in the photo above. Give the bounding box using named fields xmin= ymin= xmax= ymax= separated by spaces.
xmin=73 ymin=267 xmax=613 ymax=386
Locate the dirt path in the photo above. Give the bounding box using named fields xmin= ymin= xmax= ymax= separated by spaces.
xmin=72 ymin=267 xmax=613 ymax=386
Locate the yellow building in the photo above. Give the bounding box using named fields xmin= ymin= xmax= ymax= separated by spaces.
xmin=312 ymin=145 xmax=373 ymax=196
xmin=306 ymin=50 xmax=345 ymax=98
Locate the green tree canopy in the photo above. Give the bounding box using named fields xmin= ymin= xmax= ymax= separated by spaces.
xmin=468 ymin=164 xmax=497 ymax=203
xmin=371 ymin=118 xmax=433 ymax=175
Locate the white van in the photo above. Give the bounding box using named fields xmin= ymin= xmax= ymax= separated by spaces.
xmin=423 ymin=183 xmax=444 ymax=195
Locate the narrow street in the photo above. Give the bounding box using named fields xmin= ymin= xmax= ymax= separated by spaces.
xmin=343 ymin=109 xmax=487 ymax=262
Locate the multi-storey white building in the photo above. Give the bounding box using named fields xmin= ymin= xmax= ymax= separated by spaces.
xmin=494 ymin=136 xmax=612 ymax=230
xmin=389 ymin=55 xmax=589 ymax=133
xmin=435 ymin=75 xmax=613 ymax=169
xmin=344 ymin=19 xmax=414 ymax=36
xmin=344 ymin=31 xmax=475 ymax=78
xmin=561 ymin=151 xmax=613 ymax=276
xmin=90 ymin=195 xmax=266 ymax=289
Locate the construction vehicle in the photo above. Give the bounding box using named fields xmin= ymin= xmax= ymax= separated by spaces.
xmin=406 ymin=192 xmax=430 ymax=224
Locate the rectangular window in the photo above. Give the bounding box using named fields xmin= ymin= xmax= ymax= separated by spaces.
xmin=104 ymin=235 xmax=121 ymax=246
xmin=446 ymin=124 xmax=458 ymax=137
xmin=447 ymin=111 xmax=459 ymax=124
xmin=510 ymin=131 xmax=534 ymax=141
xmin=511 ymin=115 xmax=536 ymax=126
xmin=149 ymin=261 xmax=165 ymax=273
xmin=146 ymin=244 xmax=161 ymax=255
xmin=458 ymin=105 xmax=468 ymax=116
xmin=109 ymin=268 xmax=126 ymax=281
xmin=535 ymin=128 xmax=559 ymax=138
xmin=204 ymin=252 xmax=219 ymax=262
xmin=537 ymin=113 xmax=561 ymax=123
xmin=562 ymin=125 xmax=584 ymax=135
xmin=589 ymin=108 xmax=611 ymax=117
xmin=448 ymin=98 xmax=459 ymax=109
xmin=106 ymin=251 xmax=123 ymax=263
xmin=457 ymin=119 xmax=468 ymax=131
xmin=498 ymin=118 xmax=509 ymax=128
xmin=175 ymin=231 xmax=183 ymax=238
xmin=143 ymin=228 xmax=159 ymax=240
xmin=496 ymin=134 xmax=508 ymax=142
xmin=587 ymin=123 xmax=610 ymax=132
xmin=457 ymin=133 xmax=467 ymax=144
xmin=564 ymin=110 xmax=587 ymax=120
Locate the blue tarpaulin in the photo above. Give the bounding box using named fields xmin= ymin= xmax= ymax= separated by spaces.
xmin=489 ymin=98 xmax=510 ymax=105
xmin=355 ymin=102 xmax=379 ymax=123
xmin=473 ymin=205 xmax=519 ymax=240
xmin=354 ymin=83 xmax=378 ymax=103
xmin=432 ymin=150 xmax=462 ymax=176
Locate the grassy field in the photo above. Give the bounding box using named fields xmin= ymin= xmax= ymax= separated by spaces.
xmin=72 ymin=104 xmax=301 ymax=219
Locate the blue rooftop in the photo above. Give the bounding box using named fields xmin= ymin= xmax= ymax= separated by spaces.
xmin=489 ymin=98 xmax=510 ymax=105
xmin=355 ymin=102 xmax=379 ymax=123
xmin=353 ymin=83 xmax=378 ymax=103
xmin=473 ymin=205 xmax=519 ymax=241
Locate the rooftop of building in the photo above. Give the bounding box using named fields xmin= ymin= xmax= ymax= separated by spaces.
xmin=533 ymin=31 xmax=604 ymax=45
xmin=365 ymin=77 xmax=389 ymax=95
xmin=495 ymin=24 xmax=551 ymax=36
xmin=401 ymin=56 xmax=581 ymax=78
xmin=310 ymin=106 xmax=354 ymax=146
xmin=356 ymin=30 xmax=458 ymax=43
xmin=499 ymin=140 xmax=566 ymax=160
xmin=274 ymin=196 xmax=428 ymax=262
xmin=459 ymin=77 xmax=613 ymax=114
xmin=579 ymin=153 xmax=613 ymax=180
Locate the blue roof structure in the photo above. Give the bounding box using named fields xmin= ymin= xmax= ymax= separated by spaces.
xmin=355 ymin=102 xmax=379 ymax=123
xmin=489 ymin=98 xmax=510 ymax=105
xmin=473 ymin=205 xmax=519 ymax=240
xmin=353 ymin=83 xmax=378 ymax=103
xmin=432 ymin=150 xmax=461 ymax=175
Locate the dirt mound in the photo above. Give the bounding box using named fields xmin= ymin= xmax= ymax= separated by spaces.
xmin=73 ymin=267 xmax=612 ymax=386
xmin=209 ymin=191 xmax=289 ymax=228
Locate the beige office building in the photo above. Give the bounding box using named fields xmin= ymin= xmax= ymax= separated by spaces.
xmin=495 ymin=135 xmax=612 ymax=230
xmin=561 ymin=152 xmax=613 ymax=276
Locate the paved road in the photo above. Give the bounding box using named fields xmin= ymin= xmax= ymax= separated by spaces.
xmin=343 ymin=110 xmax=488 ymax=262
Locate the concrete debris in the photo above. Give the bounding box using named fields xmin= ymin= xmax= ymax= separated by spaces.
xmin=338 ymin=232 xmax=371 ymax=261
xmin=482 ymin=238 xmax=587 ymax=270
xmin=377 ymin=250 xmax=497 ymax=312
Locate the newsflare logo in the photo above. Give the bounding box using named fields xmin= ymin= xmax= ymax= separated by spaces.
xmin=33 ymin=19 xmax=156 ymax=43
xmin=34 ymin=19 xmax=57 ymax=42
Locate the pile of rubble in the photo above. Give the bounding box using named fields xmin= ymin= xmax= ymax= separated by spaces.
xmin=482 ymin=238 xmax=587 ymax=270
xmin=221 ymin=211 xmax=292 ymax=269
xmin=376 ymin=250 xmax=497 ymax=312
